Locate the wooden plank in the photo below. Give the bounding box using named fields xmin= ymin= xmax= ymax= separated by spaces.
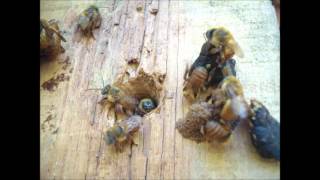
xmin=41 ymin=0 xmax=280 ymax=179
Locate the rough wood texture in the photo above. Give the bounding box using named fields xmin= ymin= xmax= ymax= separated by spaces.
xmin=40 ymin=0 xmax=280 ymax=179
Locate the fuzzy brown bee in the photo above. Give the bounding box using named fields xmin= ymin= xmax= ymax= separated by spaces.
xmin=219 ymin=76 xmax=249 ymax=121
xmin=249 ymin=99 xmax=280 ymax=160
xmin=74 ymin=5 xmax=102 ymax=42
xmin=105 ymin=115 xmax=142 ymax=152
xmin=204 ymin=120 xmax=232 ymax=142
xmin=99 ymin=84 xmax=139 ymax=117
xmin=176 ymin=102 xmax=214 ymax=143
xmin=40 ymin=19 xmax=66 ymax=59
xmin=205 ymin=27 xmax=244 ymax=65
xmin=183 ymin=66 xmax=209 ymax=101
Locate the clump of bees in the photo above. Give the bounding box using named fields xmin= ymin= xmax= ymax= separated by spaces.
xmin=98 ymin=83 xmax=157 ymax=152
xmin=178 ymin=27 xmax=280 ymax=161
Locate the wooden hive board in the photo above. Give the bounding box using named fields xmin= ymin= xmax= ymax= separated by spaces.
xmin=40 ymin=0 xmax=280 ymax=179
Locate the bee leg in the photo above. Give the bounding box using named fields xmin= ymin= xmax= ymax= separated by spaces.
xmin=60 ymin=46 xmax=65 ymax=53
xmin=126 ymin=110 xmax=134 ymax=116
xmin=115 ymin=103 xmax=124 ymax=114
xmin=90 ymin=30 xmax=96 ymax=40
xmin=128 ymin=135 xmax=138 ymax=146
xmin=106 ymin=104 xmax=115 ymax=119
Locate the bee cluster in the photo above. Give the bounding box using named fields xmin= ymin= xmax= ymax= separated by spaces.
xmin=177 ymin=27 xmax=280 ymax=161
xmin=99 ymin=83 xmax=158 ymax=152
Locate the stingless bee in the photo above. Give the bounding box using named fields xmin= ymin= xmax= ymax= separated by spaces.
xmin=183 ymin=65 xmax=209 ymax=101
xmin=205 ymin=27 xmax=244 ymax=65
xmin=105 ymin=115 xmax=143 ymax=152
xmin=203 ymin=120 xmax=232 ymax=143
xmin=99 ymin=84 xmax=139 ymax=117
xmin=40 ymin=19 xmax=66 ymax=58
xmin=249 ymin=99 xmax=280 ymax=160
xmin=74 ymin=5 xmax=102 ymax=42
xmin=218 ymin=76 xmax=249 ymax=122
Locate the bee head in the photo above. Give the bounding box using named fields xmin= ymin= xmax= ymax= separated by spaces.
xmin=205 ymin=28 xmax=216 ymax=41
xmin=105 ymin=126 xmax=124 ymax=145
xmin=88 ymin=5 xmax=99 ymax=12
xmin=139 ymin=98 xmax=156 ymax=114
xmin=101 ymin=84 xmax=111 ymax=95
xmin=210 ymin=27 xmax=231 ymax=47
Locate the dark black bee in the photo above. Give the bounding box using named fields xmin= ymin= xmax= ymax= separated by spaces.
xmin=249 ymin=100 xmax=280 ymax=161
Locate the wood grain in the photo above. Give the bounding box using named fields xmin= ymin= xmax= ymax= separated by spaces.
xmin=40 ymin=0 xmax=280 ymax=179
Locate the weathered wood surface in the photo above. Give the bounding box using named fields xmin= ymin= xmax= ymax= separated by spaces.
xmin=40 ymin=0 xmax=280 ymax=179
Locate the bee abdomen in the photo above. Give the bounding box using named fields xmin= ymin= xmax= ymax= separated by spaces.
xmin=188 ymin=67 xmax=208 ymax=89
xmin=205 ymin=120 xmax=231 ymax=141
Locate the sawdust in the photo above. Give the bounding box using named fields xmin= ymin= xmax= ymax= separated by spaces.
xmin=41 ymin=73 xmax=70 ymax=92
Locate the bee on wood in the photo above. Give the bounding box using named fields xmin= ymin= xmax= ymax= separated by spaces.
xmin=40 ymin=19 xmax=66 ymax=59
xmin=205 ymin=27 xmax=244 ymax=65
xmin=176 ymin=102 xmax=214 ymax=143
xmin=219 ymin=76 xmax=249 ymax=122
xmin=136 ymin=98 xmax=157 ymax=116
xmin=105 ymin=115 xmax=142 ymax=152
xmin=99 ymin=84 xmax=139 ymax=117
xmin=183 ymin=65 xmax=209 ymax=101
xmin=203 ymin=120 xmax=232 ymax=143
xmin=249 ymin=99 xmax=280 ymax=161
xmin=74 ymin=5 xmax=102 ymax=42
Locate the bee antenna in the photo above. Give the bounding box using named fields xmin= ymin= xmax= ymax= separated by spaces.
xmin=99 ymin=71 xmax=105 ymax=88
xmin=203 ymin=32 xmax=207 ymax=41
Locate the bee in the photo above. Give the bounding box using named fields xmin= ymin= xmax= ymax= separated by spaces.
xmin=99 ymin=84 xmax=139 ymax=117
xmin=249 ymin=99 xmax=280 ymax=161
xmin=176 ymin=102 xmax=214 ymax=143
xmin=205 ymin=27 xmax=244 ymax=65
xmin=105 ymin=115 xmax=142 ymax=152
xmin=137 ymin=98 xmax=157 ymax=116
xmin=203 ymin=120 xmax=232 ymax=143
xmin=40 ymin=19 xmax=66 ymax=58
xmin=74 ymin=5 xmax=102 ymax=42
xmin=219 ymin=76 xmax=249 ymax=122
xmin=206 ymin=58 xmax=237 ymax=88
xmin=183 ymin=65 xmax=209 ymax=101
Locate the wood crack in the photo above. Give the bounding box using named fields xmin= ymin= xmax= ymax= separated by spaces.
xmin=144 ymin=157 xmax=149 ymax=180
xmin=128 ymin=144 xmax=133 ymax=180
xmin=173 ymin=0 xmax=179 ymax=179
xmin=94 ymin=133 xmax=104 ymax=177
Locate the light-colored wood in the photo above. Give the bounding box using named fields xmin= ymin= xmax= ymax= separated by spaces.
xmin=40 ymin=0 xmax=280 ymax=179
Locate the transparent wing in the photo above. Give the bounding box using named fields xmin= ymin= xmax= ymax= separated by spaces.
xmin=233 ymin=40 xmax=244 ymax=58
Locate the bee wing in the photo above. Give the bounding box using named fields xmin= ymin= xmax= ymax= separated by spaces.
xmin=232 ymin=40 xmax=244 ymax=58
xmin=231 ymin=96 xmax=249 ymax=120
